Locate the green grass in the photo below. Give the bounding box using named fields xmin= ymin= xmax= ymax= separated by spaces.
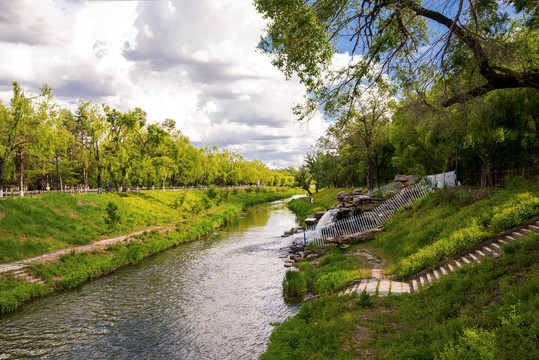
xmin=0 ymin=187 xmax=301 ymax=263
xmin=284 ymin=247 xmax=364 ymax=300
xmin=288 ymin=187 xmax=355 ymax=225
xmin=367 ymin=187 xmax=539 ymax=279
xmin=262 ymin=233 xmax=539 ymax=359
xmin=0 ymin=187 xmax=301 ymax=314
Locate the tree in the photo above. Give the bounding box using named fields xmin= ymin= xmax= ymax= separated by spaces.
xmin=255 ymin=0 xmax=539 ymax=111
xmin=75 ymin=100 xmax=107 ymax=189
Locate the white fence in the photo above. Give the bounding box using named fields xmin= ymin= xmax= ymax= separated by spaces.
xmin=305 ymin=182 xmax=437 ymax=247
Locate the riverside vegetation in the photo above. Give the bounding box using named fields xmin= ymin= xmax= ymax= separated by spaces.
xmin=0 ymin=187 xmax=301 ymax=314
xmin=269 ymin=178 xmax=539 ymax=359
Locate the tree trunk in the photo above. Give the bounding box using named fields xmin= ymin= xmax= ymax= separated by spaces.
xmin=473 ymin=141 xmax=497 ymax=189
xmin=19 ymin=149 xmax=24 ymax=197
xmin=532 ymin=113 xmax=539 ymax=192
xmin=366 ymin=156 xmax=373 ymax=191
xmin=0 ymin=160 xmax=4 ymax=198
xmin=374 ymin=152 xmax=380 ymax=189
xmin=83 ymin=163 xmax=88 ymax=189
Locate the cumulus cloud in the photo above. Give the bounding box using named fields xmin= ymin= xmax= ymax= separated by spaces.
xmin=0 ymin=0 xmax=329 ymax=168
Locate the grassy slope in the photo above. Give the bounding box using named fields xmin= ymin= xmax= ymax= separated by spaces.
xmin=288 ymin=187 xmax=355 ymax=226
xmin=0 ymin=187 xmax=301 ymax=314
xmin=262 ymin=233 xmax=539 ymax=360
xmin=0 ymin=187 xmax=300 ymax=263
xmin=263 ymin=184 xmax=539 ymax=359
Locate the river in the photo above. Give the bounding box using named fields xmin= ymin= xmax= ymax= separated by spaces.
xmin=0 ymin=198 xmax=301 ymax=359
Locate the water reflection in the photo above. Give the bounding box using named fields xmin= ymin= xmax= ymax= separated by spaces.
xmin=0 ymin=199 xmax=299 ymax=359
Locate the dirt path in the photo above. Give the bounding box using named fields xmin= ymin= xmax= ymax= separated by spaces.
xmin=0 ymin=209 xmax=218 ymax=275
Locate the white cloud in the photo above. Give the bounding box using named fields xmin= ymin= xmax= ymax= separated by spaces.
xmin=0 ymin=0 xmax=329 ymax=168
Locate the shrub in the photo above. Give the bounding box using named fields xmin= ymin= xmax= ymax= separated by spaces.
xmin=436 ymin=327 xmax=496 ymax=360
xmin=282 ymin=270 xmax=307 ymax=297
xmin=357 ymin=289 xmax=373 ymax=308
xmin=490 ymin=193 xmax=539 ymax=232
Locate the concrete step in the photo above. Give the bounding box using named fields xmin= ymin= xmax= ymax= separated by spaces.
xmin=432 ymin=269 xmax=441 ymax=279
xmin=439 ymin=266 xmax=448 ymax=276
xmin=378 ymin=280 xmax=390 ymax=297
xmin=454 ymin=260 xmax=462 ymax=268
xmin=411 ymin=278 xmax=419 ymax=292
xmin=426 ymin=271 xmax=434 ymax=283
xmin=461 ymin=256 xmax=471 ymax=264
xmin=475 ymin=249 xmax=486 ymax=257
xmin=419 ymin=276 xmax=428 ymax=288
xmin=447 ymin=263 xmax=455 ymax=272
xmin=529 ymin=224 xmax=539 ymax=231
xmin=365 ymin=279 xmax=379 ymax=295
xmin=468 ymin=253 xmax=480 ymax=263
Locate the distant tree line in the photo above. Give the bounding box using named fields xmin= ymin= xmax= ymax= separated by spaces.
xmin=0 ymin=82 xmax=296 ymax=195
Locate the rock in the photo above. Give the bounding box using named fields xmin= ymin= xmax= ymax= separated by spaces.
xmin=304 ymin=217 xmax=318 ymax=226
xmin=294 ymin=257 xmax=305 ymax=262
xmin=283 ymin=230 xmax=294 ymax=236
xmin=395 ymin=174 xmax=419 ymax=188
xmin=284 ymin=262 xmax=293 ymax=268
xmin=336 ymin=191 xmax=349 ymax=201
xmin=313 ymin=211 xmax=326 ymax=220
xmin=352 ymin=189 xmax=364 ymax=195
xmin=305 ymin=254 xmax=316 ymax=261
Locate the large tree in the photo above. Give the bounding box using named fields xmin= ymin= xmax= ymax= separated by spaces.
xmin=255 ymin=0 xmax=538 ymax=111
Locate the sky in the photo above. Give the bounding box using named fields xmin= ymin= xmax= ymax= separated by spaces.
xmin=0 ymin=0 xmax=331 ymax=169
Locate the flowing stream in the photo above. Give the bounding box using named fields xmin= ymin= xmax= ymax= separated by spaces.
xmin=0 ymin=198 xmax=302 ymax=360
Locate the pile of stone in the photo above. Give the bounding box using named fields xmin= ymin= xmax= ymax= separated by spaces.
xmin=394 ymin=174 xmax=418 ymax=188
xmin=282 ymin=250 xmax=319 ymax=267
xmin=335 ymin=189 xmax=386 ymax=212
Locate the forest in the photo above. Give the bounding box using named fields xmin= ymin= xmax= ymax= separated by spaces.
xmin=0 ymin=82 xmax=296 ymax=195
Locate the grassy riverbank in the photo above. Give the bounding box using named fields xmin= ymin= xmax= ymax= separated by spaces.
xmin=265 ymin=182 xmax=539 ymax=359
xmin=0 ymin=187 xmax=301 ymax=314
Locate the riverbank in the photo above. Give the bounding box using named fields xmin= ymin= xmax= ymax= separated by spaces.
xmin=265 ymin=184 xmax=539 ymax=359
xmin=0 ymin=187 xmax=302 ymax=314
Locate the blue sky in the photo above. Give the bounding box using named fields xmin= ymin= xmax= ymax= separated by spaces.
xmin=0 ymin=0 xmax=329 ymax=169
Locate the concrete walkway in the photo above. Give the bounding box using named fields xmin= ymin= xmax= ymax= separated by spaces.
xmin=339 ymin=220 xmax=539 ymax=297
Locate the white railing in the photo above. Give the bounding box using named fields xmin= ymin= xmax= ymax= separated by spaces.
xmin=305 ymin=182 xmax=437 ymax=247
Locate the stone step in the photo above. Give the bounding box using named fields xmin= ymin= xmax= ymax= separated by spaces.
xmin=425 ymin=272 xmax=434 ymax=283
xmin=468 ymin=253 xmax=480 ymax=263
xmin=378 ymin=280 xmax=390 ymax=297
xmin=498 ymin=238 xmax=508 ymax=245
xmin=476 ymin=249 xmax=486 ymax=257
xmin=506 ymin=235 xmax=516 ymax=241
xmin=411 ymin=278 xmax=419 ymax=292
xmin=432 ymin=269 xmax=441 ymax=279
xmin=439 ymin=266 xmax=448 ymax=276
xmin=454 ymin=260 xmax=462 ymax=268
xmin=529 ymin=224 xmax=539 ymax=231
xmin=419 ymin=276 xmax=428 ymax=288
xmin=447 ymin=263 xmax=455 ymax=272
xmin=461 ymin=256 xmax=471 ymax=264
xmin=365 ymin=279 xmax=379 ymax=295
xmin=491 ymin=242 xmax=501 ymax=249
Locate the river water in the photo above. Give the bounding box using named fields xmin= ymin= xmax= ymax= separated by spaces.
xmin=0 ymin=198 xmax=301 ymax=359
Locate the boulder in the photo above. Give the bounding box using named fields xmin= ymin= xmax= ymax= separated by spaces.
xmin=352 ymin=189 xmax=364 ymax=195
